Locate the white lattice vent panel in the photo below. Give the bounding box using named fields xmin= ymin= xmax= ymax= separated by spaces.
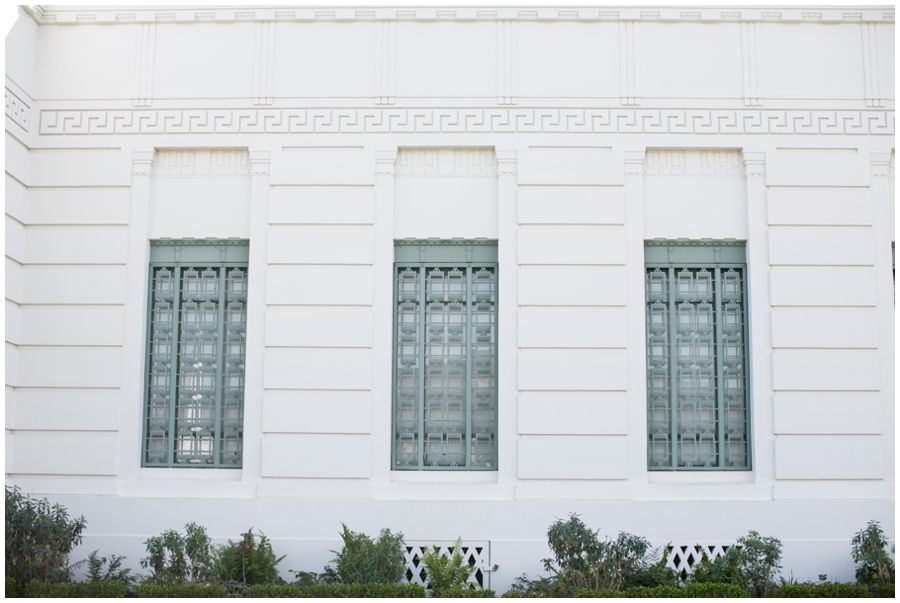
xmin=403 ymin=541 xmax=490 ymax=589
xmin=666 ymin=544 xmax=732 ymax=580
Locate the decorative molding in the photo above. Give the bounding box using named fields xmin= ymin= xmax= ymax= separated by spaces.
xmin=133 ymin=23 xmax=156 ymax=107
xmin=861 ymin=23 xmax=885 ymax=108
xmin=5 ymin=87 xmax=30 ymax=132
xmin=497 ymin=21 xmax=518 ymax=105
xmin=741 ymin=22 xmax=761 ymax=107
xmin=249 ymin=150 xmax=271 ymax=176
xmin=396 ymin=148 xmax=497 ymax=176
xmin=623 ymin=150 xmax=645 ymax=175
xmin=644 ymin=149 xmax=685 ymax=174
xmin=27 ymin=7 xmax=899 ymax=24
xmin=153 ymin=149 xmax=250 ymax=177
xmin=38 ymin=108 xmax=894 ymax=136
xmin=495 ymin=149 xmax=517 ymax=175
xmin=619 ymin=21 xmax=640 ymax=106
xmin=700 ymin=150 xmax=743 ymax=175
xmin=132 ymin=150 xmax=155 ymax=176
xmin=645 ymin=149 xmax=744 ymax=175
xmin=870 ymin=152 xmax=893 ymax=178
xmin=374 ymin=149 xmax=398 ymax=175
xmin=253 ymin=21 xmax=276 ymax=106
xmin=741 ymin=151 xmax=766 ymax=177
xmin=374 ymin=21 xmax=396 ymax=105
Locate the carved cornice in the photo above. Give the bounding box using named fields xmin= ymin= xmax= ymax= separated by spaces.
xmin=5 ymin=87 xmax=31 ymax=131
xmin=28 ymin=6 xmax=896 ymax=24
xmin=39 ymin=108 xmax=894 ymax=136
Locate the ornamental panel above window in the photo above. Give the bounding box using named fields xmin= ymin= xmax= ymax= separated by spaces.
xmin=645 ymin=242 xmax=750 ymax=471
xmin=392 ymin=241 xmax=498 ymax=471
xmin=143 ymin=241 xmax=249 ymax=468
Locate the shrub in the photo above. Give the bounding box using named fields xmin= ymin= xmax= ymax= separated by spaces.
xmin=216 ymin=528 xmax=286 ymax=586
xmin=688 ymin=547 xmax=743 ymax=587
xmin=85 ymin=550 xmax=136 ymax=585
xmin=24 ymin=580 xmax=128 ymax=598
xmin=245 ymin=583 xmax=427 ymax=597
xmin=441 ymin=585 xmax=497 ymax=598
xmin=571 ymin=583 xmax=746 ymax=598
xmin=689 ymin=532 xmax=782 ymax=598
xmin=6 ymin=576 xmax=17 ymax=598
xmin=540 ymin=514 xmax=674 ymax=594
xmin=140 ymin=522 xmax=216 ymax=585
xmin=734 ymin=531 xmax=782 ymax=598
xmin=5 ymin=485 xmax=87 ymax=590
xmin=136 ymin=583 xmax=228 ymax=598
xmin=851 ymin=520 xmax=895 ymax=586
xmin=329 ymin=523 xmax=406 ymax=584
xmin=422 ymin=537 xmax=476 ymax=597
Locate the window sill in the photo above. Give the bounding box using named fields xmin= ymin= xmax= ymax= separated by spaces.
xmin=389 ymin=471 xmax=498 ymax=484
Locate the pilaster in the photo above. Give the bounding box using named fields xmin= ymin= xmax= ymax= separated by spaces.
xmin=117 ymin=150 xmax=155 ymax=479
xmin=241 ymin=150 xmax=271 ymax=486
xmin=742 ymin=151 xmax=774 ymax=487
xmin=623 ymin=150 xmax=647 ymax=482
xmin=495 ymin=149 xmax=518 ymax=485
xmin=372 ymin=149 xmax=397 ymax=483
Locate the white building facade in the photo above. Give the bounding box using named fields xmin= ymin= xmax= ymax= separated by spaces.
xmin=4 ymin=5 xmax=895 ymax=589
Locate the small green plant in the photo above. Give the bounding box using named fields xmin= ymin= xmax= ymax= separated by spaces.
xmin=329 ymin=523 xmax=406 ymax=584
xmin=689 ymin=547 xmax=743 ymax=587
xmin=851 ymin=519 xmax=895 ymax=585
xmin=85 ymin=550 xmax=136 ymax=585
xmin=421 ymin=538 xmax=476 ymax=597
xmin=735 ymin=531 xmax=782 ymax=598
xmin=216 ymin=528 xmax=286 ymax=587
xmin=140 ymin=522 xmax=215 ymax=584
xmin=690 ymin=532 xmax=782 ymax=598
xmin=5 ymin=485 xmax=87 ymax=592
xmin=541 ymin=513 xmax=672 ymax=594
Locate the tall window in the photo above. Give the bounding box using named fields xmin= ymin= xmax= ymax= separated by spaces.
xmin=143 ymin=241 xmax=249 ymax=468
xmin=392 ymin=241 xmax=498 ymax=470
xmin=645 ymin=242 xmax=749 ymax=470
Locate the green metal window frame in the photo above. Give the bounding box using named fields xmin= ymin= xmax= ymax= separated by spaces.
xmin=392 ymin=240 xmax=499 ymax=471
xmin=142 ymin=240 xmax=249 ymax=468
xmin=644 ymin=241 xmax=751 ymax=471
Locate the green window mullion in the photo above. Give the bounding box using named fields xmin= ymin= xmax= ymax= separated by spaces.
xmin=464 ymin=265 xmax=473 ymax=469
xmin=667 ymin=266 xmax=677 ymax=469
xmin=417 ymin=265 xmax=426 ymax=470
xmin=713 ymin=267 xmax=725 ymax=469
xmin=213 ymin=265 xmax=227 ymax=467
xmin=168 ymin=265 xmax=182 ymax=466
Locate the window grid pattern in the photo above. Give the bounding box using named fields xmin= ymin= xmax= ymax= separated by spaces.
xmin=646 ymin=263 xmax=749 ymax=470
xmin=144 ymin=255 xmax=248 ymax=468
xmin=393 ymin=261 xmax=497 ymax=470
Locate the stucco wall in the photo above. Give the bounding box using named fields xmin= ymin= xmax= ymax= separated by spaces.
xmin=4 ymin=5 xmax=895 ymax=588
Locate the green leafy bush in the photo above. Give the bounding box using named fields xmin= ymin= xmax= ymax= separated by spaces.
xmin=140 ymin=522 xmax=216 ymax=585
xmin=688 ymin=548 xmax=743 ymax=587
xmin=422 ymin=537 xmax=476 ymax=597
xmin=85 ymin=550 xmax=136 ymax=585
xmin=539 ymin=514 xmax=675 ymax=595
xmin=735 ymin=531 xmax=782 ymax=598
xmin=329 ymin=523 xmax=406 ymax=584
xmin=136 ymin=583 xmax=228 ymax=598
xmin=851 ymin=520 xmax=895 ymax=586
xmin=245 ymin=583 xmax=427 ymax=597
xmin=216 ymin=528 xmax=286 ymax=586
xmin=770 ymin=582 xmax=889 ymax=598
xmin=570 ymin=583 xmax=746 ymax=598
xmin=24 ymin=580 xmax=128 ymax=598
xmin=5 ymin=485 xmax=87 ymax=591
xmin=6 ymin=576 xmax=17 ymax=598
xmin=441 ymin=584 xmax=497 ymax=598
xmin=689 ymin=531 xmax=782 ymax=598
